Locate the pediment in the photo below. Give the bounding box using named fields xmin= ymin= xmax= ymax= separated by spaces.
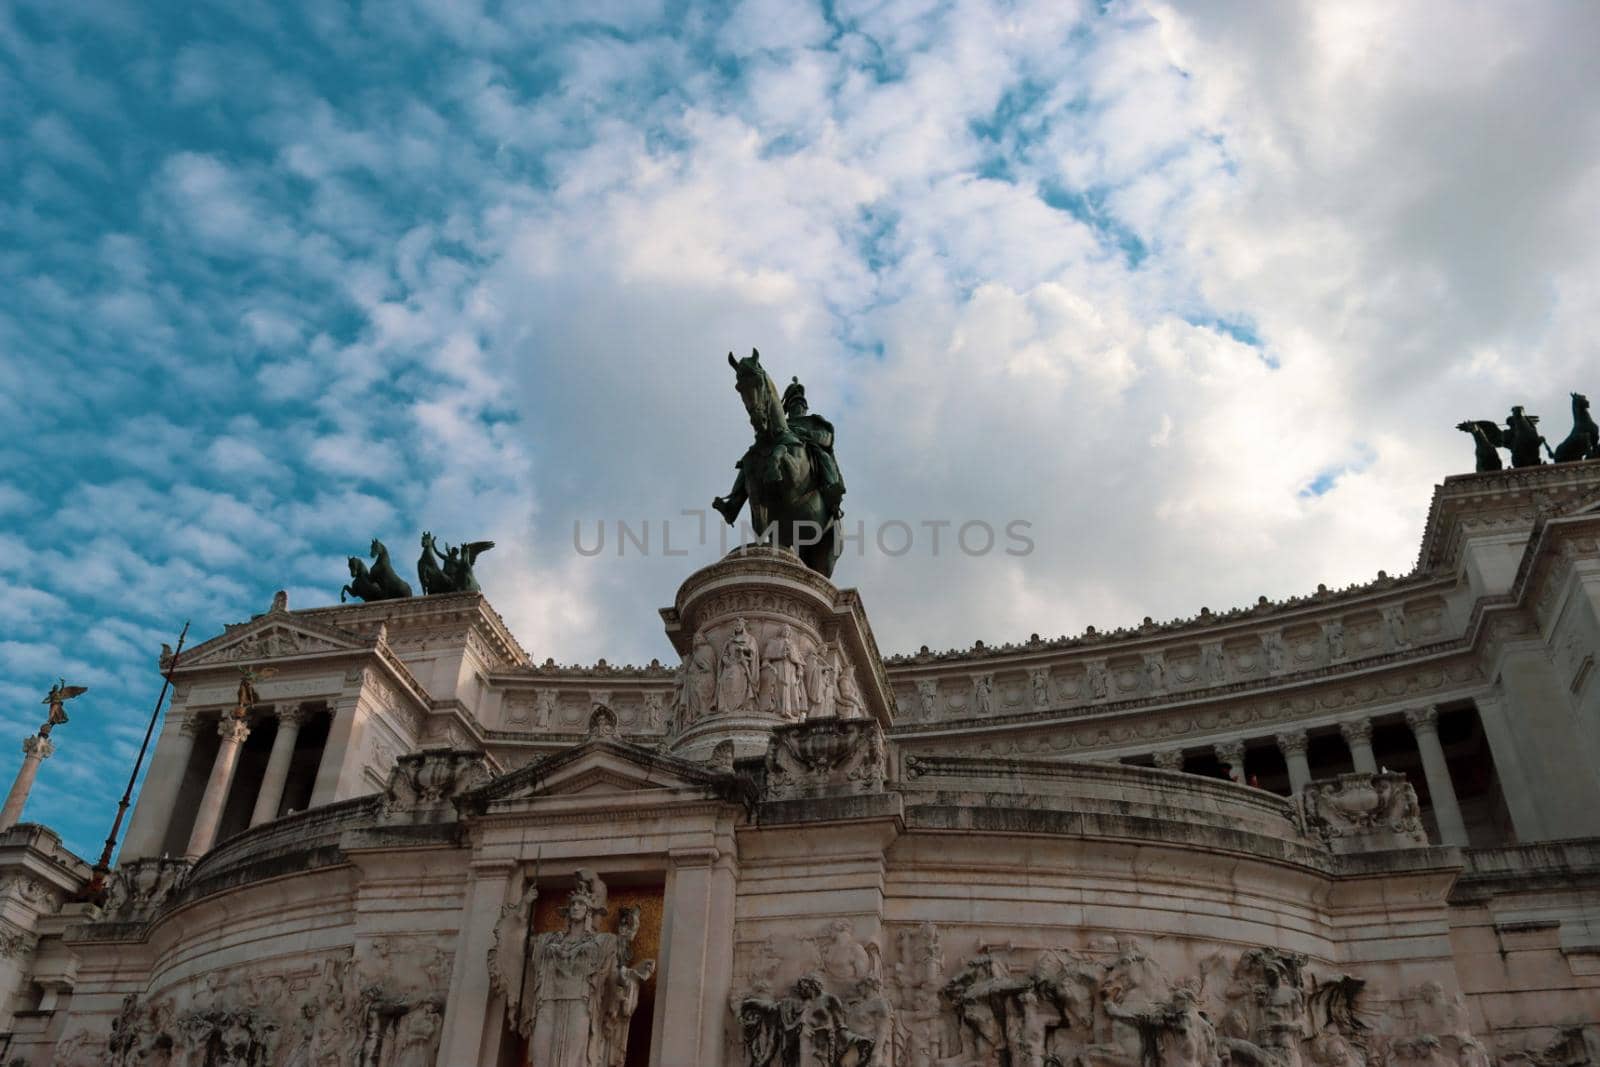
xmin=473 ymin=740 xmax=752 ymax=807
xmin=181 ymin=616 xmax=370 ymax=668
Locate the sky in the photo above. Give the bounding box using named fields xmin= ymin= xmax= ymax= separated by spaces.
xmin=3 ymin=0 xmax=1599 ymax=860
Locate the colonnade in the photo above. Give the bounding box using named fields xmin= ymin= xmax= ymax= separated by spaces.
xmin=127 ymin=703 xmax=336 ymax=860
xmin=1147 ymin=704 xmax=1470 ymax=846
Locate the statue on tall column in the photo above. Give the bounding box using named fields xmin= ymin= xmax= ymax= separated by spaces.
xmin=713 ymin=350 xmax=847 ymax=578
xmin=40 ymin=680 xmax=87 ymax=736
xmin=492 ymin=870 xmax=655 ymax=1067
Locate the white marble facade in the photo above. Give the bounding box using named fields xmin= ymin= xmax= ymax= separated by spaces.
xmin=0 ymin=462 xmax=1597 ymax=1065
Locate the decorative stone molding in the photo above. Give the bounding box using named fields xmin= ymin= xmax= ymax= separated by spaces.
xmin=763 ymin=718 xmax=886 ymax=801
xmin=1300 ymin=772 xmax=1428 ymax=852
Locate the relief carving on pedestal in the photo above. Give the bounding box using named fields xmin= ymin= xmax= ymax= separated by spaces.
xmin=489 ymin=870 xmax=655 ymax=1067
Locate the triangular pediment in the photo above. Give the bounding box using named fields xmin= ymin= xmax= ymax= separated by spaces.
xmin=181 ymin=615 xmax=369 ymax=668
xmin=472 ymin=740 xmax=754 ymax=808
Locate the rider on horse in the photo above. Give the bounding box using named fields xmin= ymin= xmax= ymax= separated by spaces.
xmin=781 ymin=377 xmax=846 ymax=522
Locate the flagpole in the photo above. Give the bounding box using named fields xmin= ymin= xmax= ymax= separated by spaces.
xmin=86 ymin=620 xmax=189 ymax=897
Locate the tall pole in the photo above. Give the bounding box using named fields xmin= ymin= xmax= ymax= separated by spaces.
xmin=87 ymin=621 xmax=189 ymax=896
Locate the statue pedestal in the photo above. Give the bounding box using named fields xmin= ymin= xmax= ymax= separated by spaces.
xmin=661 ymin=546 xmax=894 ymax=761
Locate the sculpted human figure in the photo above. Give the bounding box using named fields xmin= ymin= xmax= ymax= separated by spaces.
xmin=685 ymin=631 xmax=718 ymax=721
xmin=767 ymin=625 xmax=807 ymax=719
xmin=40 ymin=679 xmax=86 ymax=735
xmin=418 ymin=531 xmax=494 ymax=594
xmin=1505 ymin=405 xmax=1546 ymax=468
xmin=712 ymin=351 xmax=847 ymax=577
xmin=499 ymin=870 xmax=655 ymax=1067
xmin=805 ymin=644 xmax=838 ymax=720
xmin=835 ymin=650 xmax=864 ymax=720
xmin=716 ymin=619 xmax=760 ymax=714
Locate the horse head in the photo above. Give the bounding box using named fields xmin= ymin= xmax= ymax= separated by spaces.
xmin=728 ymin=349 xmax=785 ymax=438
xmin=370 ymin=537 xmax=384 ymax=559
xmin=347 ymin=557 xmax=367 ymax=578
xmin=1574 ymin=392 xmax=1589 ymax=411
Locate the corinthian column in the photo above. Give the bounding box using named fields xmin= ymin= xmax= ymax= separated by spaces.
xmin=1214 ymin=740 xmax=1246 ymax=783
xmin=1339 ymin=718 xmax=1378 ymax=775
xmin=185 ymin=717 xmax=252 ymax=859
xmin=1406 ymin=706 xmax=1469 ymax=847
xmin=1276 ymin=730 xmax=1312 ymax=794
xmin=250 ymin=705 xmax=311 ymax=827
xmin=0 ymin=735 xmax=55 ymax=831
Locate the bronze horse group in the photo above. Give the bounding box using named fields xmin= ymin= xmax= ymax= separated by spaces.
xmin=341 ymin=533 xmax=494 ymax=603
xmin=1458 ymin=392 xmax=1599 ymax=472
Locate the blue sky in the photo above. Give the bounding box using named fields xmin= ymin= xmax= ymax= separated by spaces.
xmin=3 ymin=0 xmax=1598 ymax=859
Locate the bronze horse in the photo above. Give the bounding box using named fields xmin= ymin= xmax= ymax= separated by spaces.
xmin=342 ymin=538 xmax=414 ymax=602
xmin=1552 ymin=392 xmax=1599 ymax=462
xmin=713 ymin=350 xmax=843 ymax=577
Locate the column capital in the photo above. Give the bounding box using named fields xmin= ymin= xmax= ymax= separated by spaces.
xmin=217 ymin=717 xmax=251 ymax=745
xmin=1213 ymin=740 xmax=1246 ymax=766
xmin=1338 ymin=718 xmax=1373 ymax=745
xmin=1274 ymin=730 xmax=1308 ymax=756
xmin=21 ymin=735 xmax=53 ymax=760
xmin=277 ymin=703 xmax=317 ymax=728
xmin=1404 ymin=705 xmax=1440 ymax=733
xmin=1152 ymin=750 xmax=1185 ymax=771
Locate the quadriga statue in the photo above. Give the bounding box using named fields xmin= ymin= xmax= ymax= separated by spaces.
xmin=491 ymin=869 xmax=655 ymax=1067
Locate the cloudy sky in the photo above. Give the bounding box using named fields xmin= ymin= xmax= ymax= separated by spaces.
xmin=3 ymin=0 xmax=1598 ymax=858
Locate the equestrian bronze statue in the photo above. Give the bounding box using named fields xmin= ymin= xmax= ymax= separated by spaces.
xmin=713 ymin=349 xmax=847 ymax=578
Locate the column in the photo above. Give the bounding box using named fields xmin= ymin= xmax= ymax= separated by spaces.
xmin=122 ymin=714 xmax=206 ymax=859
xmin=1470 ymin=694 xmax=1544 ymax=842
xmin=249 ymin=705 xmax=310 ymax=827
xmin=1276 ymin=730 xmax=1312 ymax=795
xmin=1214 ymin=740 xmax=1245 ymax=783
xmin=436 ymin=860 xmax=516 ymax=1067
xmin=1152 ymin=749 xmax=1185 ymax=772
xmin=185 ymin=717 xmax=252 ymax=859
xmin=0 ymin=736 xmax=54 ymax=831
xmin=311 ymin=694 xmax=369 ymax=808
xmin=1340 ymin=719 xmax=1378 ymax=775
xmin=652 ymin=847 xmax=737 ymax=1067
xmin=1405 ymin=706 xmax=1469 ymax=847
